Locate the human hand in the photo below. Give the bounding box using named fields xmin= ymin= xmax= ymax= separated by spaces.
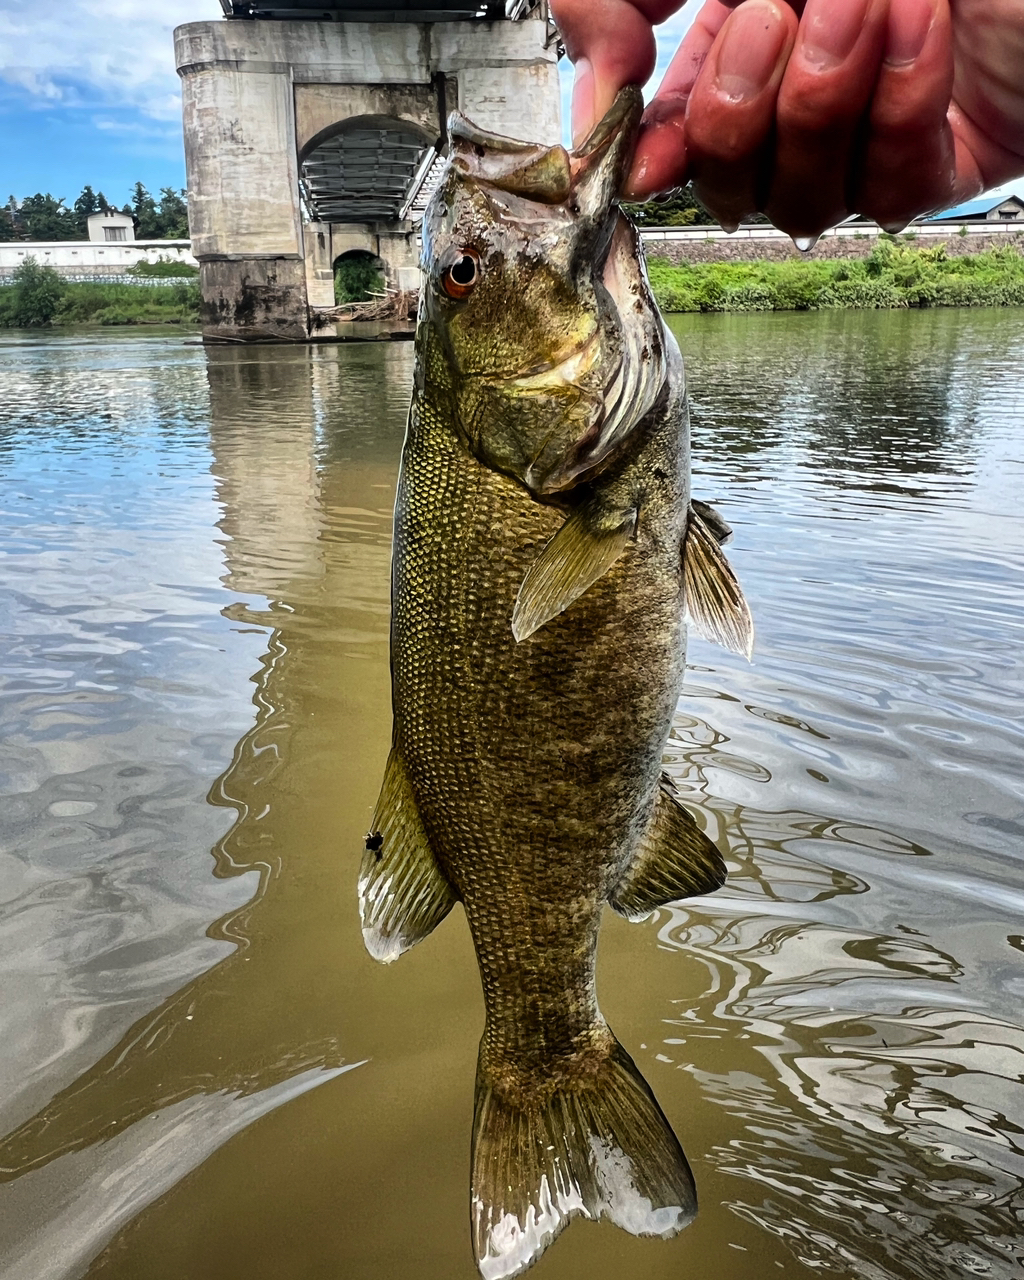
xmin=551 ymin=0 xmax=1024 ymax=238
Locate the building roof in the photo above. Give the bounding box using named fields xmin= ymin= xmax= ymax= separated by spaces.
xmin=926 ymin=194 xmax=1024 ymax=221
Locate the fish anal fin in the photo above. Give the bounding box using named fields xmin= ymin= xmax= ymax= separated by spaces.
xmin=512 ymin=504 xmax=636 ymax=643
xmin=610 ymin=780 xmax=727 ymax=922
xmin=358 ymin=748 xmax=456 ymax=964
xmin=472 ymin=1036 xmax=695 ymax=1280
xmin=683 ymin=504 xmax=754 ymax=660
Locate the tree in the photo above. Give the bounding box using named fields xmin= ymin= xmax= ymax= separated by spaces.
xmin=7 ymin=257 xmax=66 ymax=326
xmin=0 ymin=198 xmax=17 ymax=242
xmin=18 ymin=193 xmax=77 ymax=240
xmin=156 ymin=187 xmax=189 ymax=238
xmin=624 ymin=183 xmax=712 ymax=228
xmin=130 ymin=182 xmax=161 ymax=239
xmin=72 ymin=185 xmax=100 ymax=237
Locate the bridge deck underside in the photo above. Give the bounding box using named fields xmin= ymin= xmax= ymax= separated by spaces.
xmin=220 ymin=0 xmax=513 ymax=19
xmin=301 ymin=126 xmax=445 ymax=224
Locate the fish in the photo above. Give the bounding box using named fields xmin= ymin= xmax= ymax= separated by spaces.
xmin=358 ymin=86 xmax=753 ymax=1279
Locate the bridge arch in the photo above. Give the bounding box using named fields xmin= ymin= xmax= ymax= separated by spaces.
xmin=299 ymin=114 xmax=439 ymax=226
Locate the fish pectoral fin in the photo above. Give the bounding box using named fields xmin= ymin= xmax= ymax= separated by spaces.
xmin=358 ymin=747 xmax=457 ymax=964
xmin=683 ymin=503 xmax=755 ymax=660
xmin=512 ymin=503 xmax=637 ymax=643
xmin=610 ymin=778 xmax=727 ymax=922
xmin=472 ymin=1035 xmax=695 ymax=1280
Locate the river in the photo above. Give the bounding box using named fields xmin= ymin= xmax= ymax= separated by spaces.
xmin=0 ymin=308 xmax=1022 ymax=1280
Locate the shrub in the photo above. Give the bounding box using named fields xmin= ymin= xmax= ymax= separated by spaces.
xmin=334 ymin=254 xmax=384 ymax=303
xmin=126 ymin=258 xmax=198 ymax=278
xmin=5 ymin=257 xmax=66 ymax=326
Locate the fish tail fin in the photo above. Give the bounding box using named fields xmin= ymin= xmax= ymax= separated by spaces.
xmin=471 ymin=1035 xmax=695 ymax=1279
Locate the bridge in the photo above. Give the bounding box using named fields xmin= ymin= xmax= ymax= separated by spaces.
xmin=174 ymin=0 xmax=560 ymax=341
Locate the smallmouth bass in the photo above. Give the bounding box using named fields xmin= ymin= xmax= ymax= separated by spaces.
xmin=359 ymin=88 xmax=752 ymax=1279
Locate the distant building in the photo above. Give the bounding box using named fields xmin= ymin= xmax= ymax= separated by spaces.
xmin=87 ymin=211 xmax=136 ymax=243
xmin=926 ymin=195 xmax=1024 ymax=223
xmin=0 ymin=238 xmax=197 ymax=280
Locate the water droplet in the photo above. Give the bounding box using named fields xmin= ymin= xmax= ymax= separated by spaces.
xmin=881 ymin=220 xmax=909 ymax=235
xmin=792 ymin=234 xmax=819 ymax=253
xmin=719 ymin=220 xmax=739 ymax=235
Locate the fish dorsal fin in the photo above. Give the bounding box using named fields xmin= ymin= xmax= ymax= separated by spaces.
xmin=512 ymin=502 xmax=637 ymax=643
xmin=683 ymin=504 xmax=754 ymax=659
xmin=359 ymin=748 xmax=457 ymax=963
xmin=610 ymin=778 xmax=727 ymax=921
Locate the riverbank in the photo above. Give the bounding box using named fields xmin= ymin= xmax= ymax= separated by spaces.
xmin=0 ymin=279 xmax=200 ymax=328
xmin=648 ymin=240 xmax=1024 ymax=312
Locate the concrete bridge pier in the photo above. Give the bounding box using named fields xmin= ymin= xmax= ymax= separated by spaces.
xmin=174 ymin=16 xmax=560 ymax=343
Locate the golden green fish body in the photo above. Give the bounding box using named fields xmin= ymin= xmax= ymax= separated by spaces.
xmin=394 ymin=326 xmax=689 ymax=1086
xmin=358 ymin=89 xmax=748 ymax=1280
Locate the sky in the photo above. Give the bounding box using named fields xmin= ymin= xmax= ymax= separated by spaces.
xmin=0 ymin=0 xmax=1020 ymax=209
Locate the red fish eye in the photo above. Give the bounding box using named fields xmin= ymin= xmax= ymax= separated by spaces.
xmin=442 ymin=250 xmax=480 ymax=299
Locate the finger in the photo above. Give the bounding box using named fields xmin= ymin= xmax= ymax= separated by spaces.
xmin=625 ymin=0 xmax=734 ymax=197
xmin=854 ymin=0 xmax=956 ymax=229
xmin=765 ymin=0 xmax=890 ymax=238
xmin=551 ymin=0 xmax=679 ymax=145
xmin=947 ymin=0 xmax=1024 ymax=194
xmin=681 ymin=0 xmax=799 ymax=227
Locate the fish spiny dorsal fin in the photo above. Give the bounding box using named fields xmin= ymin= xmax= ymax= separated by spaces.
xmin=358 ymin=747 xmax=457 ymax=963
xmin=472 ymin=1036 xmax=696 ymax=1279
xmin=449 ymin=113 xmax=571 ymax=204
xmin=610 ymin=777 xmax=727 ymax=922
xmin=683 ymin=503 xmax=755 ymax=660
xmin=512 ymin=501 xmax=637 ymax=643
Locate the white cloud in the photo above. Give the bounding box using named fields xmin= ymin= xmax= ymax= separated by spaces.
xmin=0 ymin=0 xmax=209 ymax=116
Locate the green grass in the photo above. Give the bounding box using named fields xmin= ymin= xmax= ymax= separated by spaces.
xmin=647 ymin=240 xmax=1024 ymax=313
xmin=0 ymin=279 xmax=201 ymax=327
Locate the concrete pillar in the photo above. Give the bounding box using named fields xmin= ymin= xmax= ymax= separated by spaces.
xmin=175 ymin=25 xmax=308 ymax=340
xmin=174 ymin=17 xmax=560 ymax=342
xmin=304 ymin=222 xmax=336 ymax=310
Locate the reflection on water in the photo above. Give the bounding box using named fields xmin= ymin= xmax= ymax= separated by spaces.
xmin=0 ymin=309 xmax=1022 ymax=1279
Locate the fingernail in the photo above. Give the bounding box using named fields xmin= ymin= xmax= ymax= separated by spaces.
xmin=715 ymin=0 xmax=789 ymax=102
xmin=571 ymin=57 xmax=594 ymax=149
xmin=801 ymin=0 xmax=871 ymax=69
xmin=885 ymin=0 xmax=934 ymax=65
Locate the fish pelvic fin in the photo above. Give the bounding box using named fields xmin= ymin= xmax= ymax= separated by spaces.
xmin=512 ymin=502 xmax=636 ymax=643
xmin=472 ymin=1036 xmax=696 ymax=1280
xmin=358 ymin=747 xmax=457 ymax=964
xmin=610 ymin=777 xmax=727 ymax=922
xmin=683 ymin=502 xmax=755 ymax=660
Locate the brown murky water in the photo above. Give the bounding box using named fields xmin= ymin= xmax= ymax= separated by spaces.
xmin=1 ymin=309 xmax=1022 ymax=1280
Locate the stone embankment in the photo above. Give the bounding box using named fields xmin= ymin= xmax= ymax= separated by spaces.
xmin=641 ymin=227 xmax=1023 ymax=265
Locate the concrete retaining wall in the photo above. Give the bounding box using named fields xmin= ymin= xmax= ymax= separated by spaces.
xmin=0 ymin=240 xmax=197 ymax=278
xmin=640 ymin=224 xmax=1024 ymax=265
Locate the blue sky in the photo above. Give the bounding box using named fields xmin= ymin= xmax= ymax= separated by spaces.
xmin=0 ymin=0 xmax=1020 ymax=209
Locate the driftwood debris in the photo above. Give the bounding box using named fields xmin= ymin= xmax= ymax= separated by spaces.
xmin=311 ymin=288 xmax=419 ymax=328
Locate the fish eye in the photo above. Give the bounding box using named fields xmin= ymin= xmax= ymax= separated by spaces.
xmin=441 ymin=250 xmax=480 ymax=299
